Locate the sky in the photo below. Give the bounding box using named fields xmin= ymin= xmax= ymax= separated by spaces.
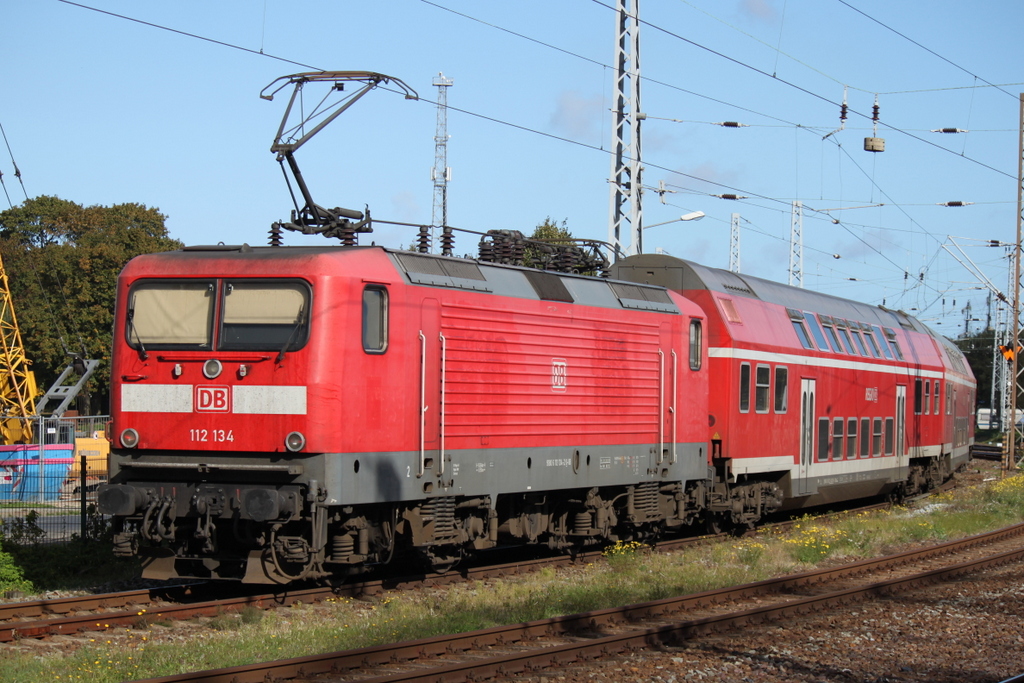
xmin=2 ymin=0 xmax=1022 ymax=336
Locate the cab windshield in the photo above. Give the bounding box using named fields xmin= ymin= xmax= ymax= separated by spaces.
xmin=127 ymin=279 xmax=310 ymax=352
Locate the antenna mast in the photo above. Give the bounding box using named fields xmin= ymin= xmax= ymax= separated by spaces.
xmin=607 ymin=0 xmax=643 ymax=257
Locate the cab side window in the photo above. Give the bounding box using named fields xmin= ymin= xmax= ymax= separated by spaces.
xmin=362 ymin=286 xmax=389 ymax=353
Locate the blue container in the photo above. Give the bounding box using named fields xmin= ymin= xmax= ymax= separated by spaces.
xmin=0 ymin=444 xmax=75 ymax=503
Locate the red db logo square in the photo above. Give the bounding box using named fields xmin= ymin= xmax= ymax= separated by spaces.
xmin=196 ymin=386 xmax=231 ymax=412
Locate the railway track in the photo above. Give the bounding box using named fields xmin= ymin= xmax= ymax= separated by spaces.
xmin=127 ymin=521 xmax=1024 ymax=683
xmin=0 ymin=488 xmax=944 ymax=645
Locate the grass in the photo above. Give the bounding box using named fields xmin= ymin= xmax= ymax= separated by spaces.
xmin=2 ymin=465 xmax=1023 ymax=682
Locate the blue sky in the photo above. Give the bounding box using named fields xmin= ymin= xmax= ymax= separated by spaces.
xmin=3 ymin=0 xmax=1021 ymax=335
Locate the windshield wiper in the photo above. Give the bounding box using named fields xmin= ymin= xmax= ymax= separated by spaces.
xmin=276 ymin=306 xmax=306 ymax=363
xmin=127 ymin=309 xmax=149 ymax=360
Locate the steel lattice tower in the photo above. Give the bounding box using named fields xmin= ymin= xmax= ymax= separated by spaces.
xmin=431 ymin=73 xmax=454 ymax=251
xmin=729 ymin=213 xmax=741 ymax=273
xmin=1007 ymin=93 xmax=1024 ymax=470
xmin=789 ymin=201 xmax=803 ymax=287
xmin=607 ymin=0 xmax=643 ymax=257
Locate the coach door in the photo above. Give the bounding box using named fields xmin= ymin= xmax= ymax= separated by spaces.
xmin=797 ymin=378 xmax=815 ymax=496
xmin=896 ymin=384 xmax=907 ymax=457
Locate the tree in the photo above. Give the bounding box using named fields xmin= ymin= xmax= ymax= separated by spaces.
xmin=955 ymin=327 xmax=995 ymax=409
xmin=523 ymin=217 xmax=572 ymax=269
xmin=0 ymin=196 xmax=182 ymax=412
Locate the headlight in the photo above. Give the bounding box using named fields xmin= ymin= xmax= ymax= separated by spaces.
xmin=285 ymin=431 xmax=305 ymax=452
xmin=120 ymin=428 xmax=140 ymax=448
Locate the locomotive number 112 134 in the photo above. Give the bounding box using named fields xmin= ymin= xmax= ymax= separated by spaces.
xmin=189 ymin=429 xmax=235 ymax=443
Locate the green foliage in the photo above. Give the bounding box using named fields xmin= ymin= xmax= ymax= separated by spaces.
xmin=0 ymin=196 xmax=182 ymax=411
xmin=0 ymin=509 xmax=45 ymax=544
xmin=523 ymin=216 xmax=572 ymax=268
xmin=0 ymin=539 xmax=33 ymax=594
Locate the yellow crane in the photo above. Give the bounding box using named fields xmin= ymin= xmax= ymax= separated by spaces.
xmin=0 ymin=250 xmax=38 ymax=444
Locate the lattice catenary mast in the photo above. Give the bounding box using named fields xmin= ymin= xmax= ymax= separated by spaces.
xmin=607 ymin=0 xmax=643 ymax=257
xmin=789 ymin=201 xmax=803 ymax=287
xmin=729 ymin=213 xmax=741 ymax=273
xmin=431 ymin=73 xmax=454 ymax=252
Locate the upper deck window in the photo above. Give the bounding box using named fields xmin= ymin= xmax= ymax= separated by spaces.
xmin=820 ymin=316 xmax=845 ymax=354
xmin=871 ymin=325 xmax=894 ymax=359
xmin=787 ymin=309 xmax=814 ymax=350
xmin=221 ymin=281 xmax=310 ymax=351
xmin=128 ymin=281 xmax=215 ymax=349
xmin=883 ymin=328 xmax=905 ymax=361
xmin=804 ymin=313 xmax=832 ymax=352
xmin=835 ymin=320 xmax=857 ymax=355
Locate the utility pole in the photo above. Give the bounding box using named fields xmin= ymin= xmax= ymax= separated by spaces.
xmin=789 ymin=201 xmax=803 ymax=287
xmin=431 ymin=73 xmax=453 ymax=252
xmin=729 ymin=213 xmax=741 ymax=273
xmin=607 ymin=0 xmax=643 ymax=257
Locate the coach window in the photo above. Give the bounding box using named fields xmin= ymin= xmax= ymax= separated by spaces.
xmin=755 ymin=365 xmax=771 ymax=413
xmin=817 ymin=417 xmax=831 ymax=462
xmin=739 ymin=363 xmax=751 ymax=413
xmin=220 ymin=280 xmax=310 ymax=352
xmin=933 ymin=380 xmax=941 ymax=415
xmin=862 ymin=327 xmax=883 ymax=358
xmin=774 ymin=366 xmax=789 ymax=413
xmin=860 ymin=418 xmax=870 ymax=457
xmin=884 ymin=417 xmax=894 ymax=456
xmin=689 ymin=319 xmax=702 ymax=370
xmin=923 ymin=381 xmax=930 ymax=415
xmin=836 ymin=320 xmax=857 ymax=355
xmin=788 ymin=309 xmax=814 ymax=350
xmin=849 ymin=325 xmax=869 ymax=356
xmin=914 ymin=378 xmax=923 ymax=414
xmin=821 ymin=316 xmax=845 ymax=354
xmin=871 ymin=325 xmax=894 ymax=359
xmin=872 ymin=418 xmax=882 ymax=457
xmin=883 ymin=328 xmax=905 ymax=361
xmin=804 ymin=313 xmax=831 ymax=352
xmin=846 ymin=418 xmax=858 ymax=459
xmin=362 ymin=286 xmax=389 ymax=353
xmin=946 ymin=381 xmax=952 ymax=415
xmin=832 ymin=418 xmax=844 ymax=461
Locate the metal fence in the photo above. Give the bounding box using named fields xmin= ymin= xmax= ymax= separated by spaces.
xmin=0 ymin=416 xmax=109 ymax=544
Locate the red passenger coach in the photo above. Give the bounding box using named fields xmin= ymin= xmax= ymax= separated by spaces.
xmin=613 ymin=254 xmax=975 ymax=515
xmin=101 ymin=245 xmax=712 ymax=582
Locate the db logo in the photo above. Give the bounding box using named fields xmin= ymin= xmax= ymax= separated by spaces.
xmin=196 ymin=386 xmax=231 ymax=412
xmin=551 ymin=359 xmax=567 ymax=393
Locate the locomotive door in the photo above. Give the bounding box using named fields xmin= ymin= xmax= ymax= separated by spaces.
xmin=419 ymin=299 xmax=442 ymax=480
xmin=797 ymin=378 xmax=816 ymax=496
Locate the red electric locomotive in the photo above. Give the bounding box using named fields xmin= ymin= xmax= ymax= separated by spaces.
xmin=613 ymin=254 xmax=975 ymax=525
xmin=99 ymin=244 xmax=715 ymax=582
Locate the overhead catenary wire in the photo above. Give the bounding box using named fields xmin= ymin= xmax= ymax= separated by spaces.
xmin=0 ymin=120 xmax=27 ymax=206
xmin=52 ymin=0 xmax=1003 ymax=322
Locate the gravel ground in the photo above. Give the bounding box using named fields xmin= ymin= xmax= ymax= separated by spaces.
xmin=532 ymin=461 xmax=1024 ymax=683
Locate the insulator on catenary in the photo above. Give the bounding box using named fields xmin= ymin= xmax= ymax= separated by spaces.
xmin=931 ymin=128 xmax=968 ymax=134
xmin=938 ymin=201 xmax=973 ymax=207
xmin=715 ymin=194 xmax=747 ymax=200
xmin=716 ymin=121 xmax=747 ymax=127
